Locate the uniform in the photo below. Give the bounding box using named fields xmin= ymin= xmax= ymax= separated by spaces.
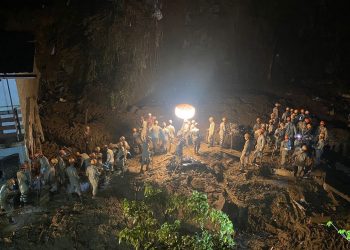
xmin=66 ymin=165 xmax=81 ymax=196
xmin=315 ymin=138 xmax=325 ymax=165
xmin=191 ymin=127 xmax=201 ymax=154
xmin=86 ymin=164 xmax=100 ymax=197
xmin=280 ymin=140 xmax=292 ymax=166
xmin=252 ymin=134 xmax=266 ymax=164
xmin=240 ymin=139 xmax=253 ymax=168
xmin=17 ymin=171 xmax=29 ymax=205
xmin=219 ymin=121 xmax=228 ymax=147
xmin=207 ymin=121 xmax=215 ymax=147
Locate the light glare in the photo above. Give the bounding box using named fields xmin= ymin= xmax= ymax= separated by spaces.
xmin=175 ymin=104 xmax=196 ymax=120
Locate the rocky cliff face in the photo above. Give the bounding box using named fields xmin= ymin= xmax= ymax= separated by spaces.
xmin=1 ymin=0 xmax=349 ymax=152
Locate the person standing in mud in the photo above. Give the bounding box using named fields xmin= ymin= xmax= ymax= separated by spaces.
xmin=251 ymin=129 xmax=266 ymax=165
xmin=140 ymin=116 xmax=148 ymax=142
xmin=86 ymin=159 xmax=100 ymax=198
xmin=167 ymin=120 xmax=176 ymax=152
xmin=149 ymin=120 xmax=161 ymax=153
xmin=132 ymin=128 xmax=143 ymax=154
xmin=316 ymin=121 xmax=328 ymax=143
xmin=140 ymin=138 xmax=152 ymax=173
xmin=66 ymin=158 xmax=82 ymax=202
xmin=219 ymin=117 xmax=228 ymax=148
xmin=0 ymin=178 xmax=17 ymax=224
xmin=191 ymin=123 xmax=201 ymax=155
xmin=57 ymin=150 xmax=67 ymax=189
xmin=280 ymin=135 xmax=292 ymax=167
xmin=17 ymin=166 xmax=29 ymax=207
xmin=315 ymin=133 xmax=325 ymax=166
xmin=272 ymin=103 xmax=281 ymax=121
xmin=207 ymin=117 xmax=216 ymax=147
xmin=240 ymin=133 xmax=253 ymax=170
xmin=253 ymin=118 xmax=263 ymax=140
xmin=292 ymin=145 xmax=308 ymax=178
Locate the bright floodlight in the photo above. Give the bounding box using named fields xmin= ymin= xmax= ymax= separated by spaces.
xmin=175 ymin=104 xmax=196 ymax=120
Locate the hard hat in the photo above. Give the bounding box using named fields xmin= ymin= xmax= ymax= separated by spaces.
xmin=284 ymin=135 xmax=289 ymax=139
xmin=95 ymin=146 xmax=100 ymax=151
xmin=320 ymin=121 xmax=325 ymax=125
xmin=302 ymin=145 xmax=308 ymax=151
xmin=50 ymin=158 xmax=58 ymax=164
xmin=120 ymin=136 xmax=126 ymax=141
xmin=90 ymin=159 xmax=97 ymax=165
xmin=286 ymin=107 xmax=290 ymax=111
xmin=68 ymin=158 xmax=76 ymax=164
xmin=169 ymin=120 xmax=173 ymax=124
xmin=132 ymin=128 xmax=137 ymax=132
xmin=222 ymin=117 xmax=227 ymax=121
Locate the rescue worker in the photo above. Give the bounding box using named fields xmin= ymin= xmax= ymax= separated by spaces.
xmin=293 ymin=145 xmax=308 ymax=178
xmin=219 ymin=117 xmax=228 ymax=148
xmin=253 ymin=118 xmax=263 ymax=135
xmin=315 ymin=133 xmax=325 ymax=166
xmin=76 ymin=152 xmax=90 ymax=170
xmin=46 ymin=159 xmax=58 ymax=196
xmin=66 ymin=158 xmax=82 ymax=202
xmin=285 ymin=117 xmax=297 ymax=144
xmin=140 ymin=116 xmax=148 ymax=142
xmin=94 ymin=147 xmax=103 ymax=160
xmin=316 ymin=121 xmax=328 ymax=143
xmin=57 ymin=150 xmax=67 ymax=187
xmin=37 ymin=152 xmax=50 ymax=184
xmin=274 ymin=122 xmax=285 ymax=151
xmin=116 ymin=137 xmax=130 ymax=173
xmin=240 ymin=133 xmax=253 ymax=170
xmin=0 ymin=178 xmax=16 ymax=224
xmin=182 ymin=120 xmax=191 ymax=145
xmin=191 ymin=123 xmax=201 ymax=155
xmin=86 ymin=159 xmax=100 ymax=198
xmin=302 ymin=123 xmax=313 ymax=147
xmin=147 ymin=113 xmax=154 ymax=128
xmin=281 ymin=107 xmax=290 ymax=122
xmin=17 ymin=167 xmax=29 ymax=207
xmin=140 ymin=138 xmax=152 ymax=172
xmin=207 ymin=117 xmax=216 ymax=147
xmin=132 ymin=128 xmax=142 ymax=154
xmin=105 ymin=144 xmax=115 ymax=172
xmin=167 ymin=120 xmax=176 ymax=151
xmin=161 ymin=122 xmax=170 ymax=153
xmin=272 ymin=103 xmax=281 ymax=120
xmin=280 ymin=135 xmax=292 ymax=167
xmin=175 ymin=137 xmax=186 ymax=164
xmin=252 ymin=129 xmax=266 ymax=165
xmin=149 ymin=120 xmax=161 ymax=153
xmin=22 ymin=160 xmax=32 ymax=187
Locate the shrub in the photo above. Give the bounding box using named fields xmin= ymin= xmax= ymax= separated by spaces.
xmin=118 ymin=183 xmax=235 ymax=249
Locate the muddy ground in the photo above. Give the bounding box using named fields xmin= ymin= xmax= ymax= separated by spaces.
xmin=1 ymin=142 xmax=350 ymax=249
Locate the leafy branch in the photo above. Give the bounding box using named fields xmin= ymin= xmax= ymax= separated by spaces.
xmin=325 ymin=221 xmax=350 ymax=241
xmin=118 ymin=183 xmax=235 ymax=249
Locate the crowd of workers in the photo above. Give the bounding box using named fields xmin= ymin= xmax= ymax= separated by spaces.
xmin=0 ymin=105 xmax=329 ymax=224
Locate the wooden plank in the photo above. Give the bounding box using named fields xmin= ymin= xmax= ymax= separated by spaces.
xmin=0 ymin=125 xmax=17 ymax=130
xmin=323 ymin=183 xmax=350 ymax=203
xmin=220 ymin=148 xmax=242 ymax=158
xmin=0 ymin=133 xmax=17 ymax=139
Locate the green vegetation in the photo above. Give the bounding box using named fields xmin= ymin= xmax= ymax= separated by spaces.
xmin=118 ymin=183 xmax=235 ymax=249
xmin=326 ymin=221 xmax=350 ymax=241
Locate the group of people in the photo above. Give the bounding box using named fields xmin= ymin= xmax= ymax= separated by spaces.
xmin=0 ymin=105 xmax=330 ymax=225
xmin=240 ymin=103 xmax=328 ymax=177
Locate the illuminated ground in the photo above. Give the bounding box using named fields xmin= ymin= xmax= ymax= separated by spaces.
xmin=1 ymin=143 xmax=350 ymax=249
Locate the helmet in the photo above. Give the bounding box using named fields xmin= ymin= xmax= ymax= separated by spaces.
xmin=244 ymin=133 xmax=250 ymax=139
xmin=68 ymin=158 xmax=76 ymax=164
xmin=284 ymin=135 xmax=289 ymax=139
xmin=120 ymin=136 xmax=126 ymax=141
xmin=95 ymin=146 xmax=100 ymax=152
xmin=132 ymin=128 xmax=137 ymax=132
xmin=286 ymin=107 xmax=290 ymax=111
xmin=169 ymin=120 xmax=173 ymax=124
xmin=302 ymin=145 xmax=308 ymax=151
xmin=320 ymin=121 xmax=325 ymax=125
xmin=90 ymin=159 xmax=97 ymax=165
xmin=50 ymin=158 xmax=58 ymax=164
